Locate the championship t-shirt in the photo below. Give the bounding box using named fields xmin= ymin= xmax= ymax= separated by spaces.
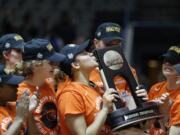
xmin=57 ymin=81 xmax=120 ymax=135
xmin=18 ymin=81 xmax=59 ymax=135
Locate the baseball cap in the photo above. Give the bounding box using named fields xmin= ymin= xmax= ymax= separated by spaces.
xmin=23 ymin=38 xmax=66 ymax=63
xmin=161 ymin=45 xmax=180 ymax=65
xmin=0 ymin=64 xmax=24 ymax=85
xmin=95 ymin=22 xmax=124 ymax=42
xmin=60 ymin=41 xmax=89 ymax=76
xmin=0 ymin=33 xmax=25 ymax=52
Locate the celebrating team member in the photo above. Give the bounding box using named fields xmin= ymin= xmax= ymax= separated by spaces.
xmin=57 ymin=43 xmax=120 ymax=135
xmin=148 ymin=45 xmax=180 ymax=135
xmin=0 ymin=64 xmax=39 ymax=135
xmin=0 ymin=34 xmax=25 ymax=74
xmin=57 ymin=41 xmax=149 ymax=135
xmin=169 ymin=63 xmax=180 ymax=135
xmin=17 ymin=39 xmax=65 ymax=135
xmin=89 ymin=22 xmax=148 ymax=109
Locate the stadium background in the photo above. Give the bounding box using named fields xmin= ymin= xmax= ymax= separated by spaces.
xmin=0 ymin=0 xmax=180 ymax=89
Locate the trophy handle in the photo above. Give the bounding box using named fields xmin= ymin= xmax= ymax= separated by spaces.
xmin=99 ymin=69 xmax=109 ymax=90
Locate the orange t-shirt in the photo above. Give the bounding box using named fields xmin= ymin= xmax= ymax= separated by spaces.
xmin=56 ymin=76 xmax=71 ymax=100
xmin=148 ymin=81 xmax=180 ymax=135
xmin=17 ymin=81 xmax=59 ymax=135
xmin=0 ymin=102 xmax=25 ymax=135
xmin=57 ymin=81 xmax=119 ymax=135
xmin=149 ymin=81 xmax=180 ymax=102
xmin=169 ymin=94 xmax=180 ymax=127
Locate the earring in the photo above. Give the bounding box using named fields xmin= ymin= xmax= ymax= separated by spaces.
xmin=176 ymin=80 xmax=180 ymax=85
xmin=176 ymin=76 xmax=180 ymax=85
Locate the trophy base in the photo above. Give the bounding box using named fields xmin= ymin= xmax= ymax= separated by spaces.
xmin=107 ymin=102 xmax=162 ymax=131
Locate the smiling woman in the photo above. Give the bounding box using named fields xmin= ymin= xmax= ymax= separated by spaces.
xmin=148 ymin=45 xmax=180 ymax=135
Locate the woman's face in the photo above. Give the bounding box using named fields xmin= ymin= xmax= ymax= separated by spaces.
xmin=5 ymin=49 xmax=23 ymax=66
xmin=33 ymin=60 xmax=56 ymax=80
xmin=162 ymin=62 xmax=179 ymax=78
xmin=75 ymin=52 xmax=98 ymax=72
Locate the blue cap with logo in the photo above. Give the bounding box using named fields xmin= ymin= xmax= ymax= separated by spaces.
xmin=161 ymin=45 xmax=180 ymax=65
xmin=24 ymin=38 xmax=66 ymax=63
xmin=60 ymin=41 xmax=90 ymax=76
xmin=95 ymin=22 xmax=124 ymax=42
xmin=0 ymin=33 xmax=25 ymax=52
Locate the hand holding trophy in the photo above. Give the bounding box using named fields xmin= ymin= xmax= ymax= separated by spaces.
xmin=93 ymin=45 xmax=162 ymax=131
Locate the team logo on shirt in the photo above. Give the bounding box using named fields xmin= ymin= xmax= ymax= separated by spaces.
xmin=40 ymin=102 xmax=57 ymax=129
xmin=35 ymin=96 xmax=58 ymax=130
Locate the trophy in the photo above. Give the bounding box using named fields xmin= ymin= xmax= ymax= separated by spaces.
xmin=93 ymin=45 xmax=162 ymax=131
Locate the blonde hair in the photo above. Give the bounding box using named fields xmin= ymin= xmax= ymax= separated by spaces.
xmin=22 ymin=60 xmax=47 ymax=77
xmin=4 ymin=62 xmax=23 ymax=75
xmin=54 ymin=67 xmax=67 ymax=81
xmin=22 ymin=59 xmax=67 ymax=83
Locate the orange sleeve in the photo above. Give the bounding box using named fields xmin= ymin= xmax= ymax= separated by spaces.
xmin=169 ymin=97 xmax=180 ymax=126
xmin=0 ymin=114 xmax=5 ymax=133
xmin=0 ymin=112 xmax=12 ymax=133
xmin=148 ymin=85 xmax=156 ymax=100
xmin=59 ymin=91 xmax=85 ymax=115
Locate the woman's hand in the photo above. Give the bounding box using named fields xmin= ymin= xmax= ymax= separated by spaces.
xmin=29 ymin=92 xmax=39 ymax=113
xmin=16 ymin=92 xmax=30 ymax=121
xmin=151 ymin=92 xmax=169 ymax=105
xmin=102 ymin=88 xmax=120 ymax=111
xmin=135 ymin=85 xmax=148 ymax=101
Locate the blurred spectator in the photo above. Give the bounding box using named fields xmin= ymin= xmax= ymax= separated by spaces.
xmin=54 ymin=11 xmax=76 ymax=44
